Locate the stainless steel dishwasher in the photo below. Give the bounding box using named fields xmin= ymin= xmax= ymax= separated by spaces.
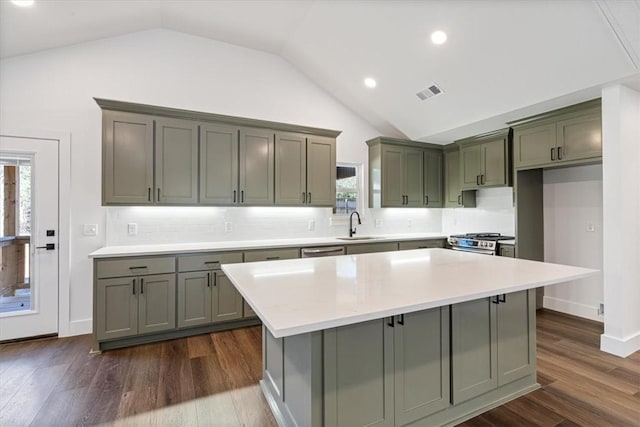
xmin=301 ymin=246 xmax=346 ymax=258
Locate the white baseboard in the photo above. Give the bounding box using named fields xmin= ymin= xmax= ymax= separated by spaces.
xmin=601 ymin=331 xmax=640 ymax=358
xmin=63 ymin=318 xmax=92 ymax=337
xmin=542 ymin=296 xmax=603 ymax=322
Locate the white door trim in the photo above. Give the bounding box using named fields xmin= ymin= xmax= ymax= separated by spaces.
xmin=0 ymin=128 xmax=71 ymax=337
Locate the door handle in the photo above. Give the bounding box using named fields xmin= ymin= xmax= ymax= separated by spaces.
xmin=233 ymin=190 xmax=236 ymax=203
xmin=492 ymin=295 xmax=500 ymax=304
xmin=499 ymin=294 xmax=506 ymax=303
xmin=308 ymin=192 xmax=311 ymax=204
xmin=132 ymin=278 xmax=136 ymax=295
xmin=36 ymin=243 xmax=55 ymax=250
xmin=458 ymin=194 xmax=462 ymax=205
xmin=387 ymin=316 xmax=395 ymax=328
xmin=241 ymin=190 xmax=244 ymax=203
xmin=476 ymin=175 xmax=480 ymax=186
xmin=148 ymin=188 xmax=151 ymax=202
xmin=140 ymin=278 xmax=144 ymax=294
xmin=213 ymin=272 xmax=217 ymax=286
xmin=481 ymin=174 xmax=485 ymax=185
xmin=207 ymin=272 xmax=211 ymax=287
xmin=157 ymin=188 xmax=160 ymax=201
xmin=302 ymin=192 xmax=306 ymax=203
xmin=424 ymin=195 xmax=429 ymax=205
xmin=557 ymin=147 xmax=563 ymax=160
xmin=397 ymin=314 xmax=405 ymax=325
xmin=551 ymin=148 xmax=555 ymax=161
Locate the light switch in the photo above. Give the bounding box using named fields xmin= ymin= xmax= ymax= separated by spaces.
xmin=127 ymin=223 xmax=137 ymax=236
xmin=83 ymin=224 xmax=97 ymax=236
xmin=308 ymin=220 xmax=315 ymax=231
xmin=225 ymin=222 xmax=233 ymax=233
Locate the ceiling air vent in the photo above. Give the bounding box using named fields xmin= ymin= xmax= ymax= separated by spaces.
xmin=416 ymin=83 xmax=444 ymax=101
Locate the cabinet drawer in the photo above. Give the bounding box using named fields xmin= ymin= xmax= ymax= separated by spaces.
xmin=178 ymin=252 xmax=242 ymax=272
xmin=96 ymin=256 xmax=175 ymax=279
xmin=244 ymin=248 xmax=299 ymax=262
xmin=499 ymin=245 xmax=515 ymax=258
xmin=398 ymin=239 xmax=445 ymax=250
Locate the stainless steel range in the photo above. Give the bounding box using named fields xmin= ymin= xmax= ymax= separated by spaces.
xmin=447 ymin=233 xmax=515 ymax=255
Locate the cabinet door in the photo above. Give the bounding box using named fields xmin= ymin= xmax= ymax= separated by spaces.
xmin=394 ymin=307 xmax=450 ymax=425
xmin=404 ymin=148 xmax=424 ymax=207
xmin=324 ymin=319 xmax=394 ymax=427
xmin=423 ymin=150 xmax=443 ymax=207
xmin=96 ymin=277 xmax=138 ymax=341
xmin=461 ymin=144 xmax=482 ymax=190
xmin=444 ymin=150 xmax=462 ymax=207
xmin=497 ymin=290 xmax=536 ymax=386
xmin=513 ymin=123 xmax=556 ymax=169
xmin=155 ymin=118 xmax=198 ymax=204
xmin=177 ymin=271 xmax=212 ymax=328
xmin=212 ymin=271 xmax=243 ymax=322
xmin=306 ymin=136 xmax=336 ymax=207
xmin=452 ymin=297 xmax=498 ymax=404
xmin=200 ymin=123 xmax=238 ymax=205
xmin=481 ymin=138 xmax=507 ymax=187
xmin=556 ymin=111 xmax=602 ymax=163
xmin=275 ymin=132 xmax=306 ymax=206
xmin=102 ymin=111 xmax=154 ymax=204
xmin=381 ymin=145 xmax=404 ymax=207
xmin=138 ymin=273 xmax=176 ymax=334
xmin=239 ymin=127 xmax=274 ymax=205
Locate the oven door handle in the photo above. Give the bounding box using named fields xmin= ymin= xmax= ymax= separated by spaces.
xmin=450 ymin=246 xmax=496 ymax=255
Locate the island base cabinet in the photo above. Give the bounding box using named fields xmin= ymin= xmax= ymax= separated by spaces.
xmin=452 ymin=290 xmax=536 ymax=404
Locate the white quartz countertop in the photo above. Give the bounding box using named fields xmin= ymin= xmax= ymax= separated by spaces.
xmin=221 ymin=248 xmax=597 ymax=338
xmin=88 ymin=233 xmax=446 ymax=258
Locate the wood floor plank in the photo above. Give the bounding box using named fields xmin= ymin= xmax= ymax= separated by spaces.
xmin=156 ymin=339 xmax=195 ymax=407
xmin=186 ymin=334 xmax=216 ymax=359
xmin=190 ymin=354 xmax=229 ymax=397
xmin=228 ymin=385 xmax=278 ymax=427
xmin=122 ymin=341 xmax=162 ymax=392
xmin=502 ymin=395 xmax=566 ymax=426
xmin=194 ymin=392 xmax=242 ymax=426
xmin=29 ymin=387 xmax=91 ymax=427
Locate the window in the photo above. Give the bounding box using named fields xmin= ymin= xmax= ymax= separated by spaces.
xmin=335 ymin=163 xmax=362 ymax=215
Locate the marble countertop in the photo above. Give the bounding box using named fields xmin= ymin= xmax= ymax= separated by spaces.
xmin=222 ymin=248 xmax=597 ymax=338
xmin=88 ymin=233 xmax=447 ymax=258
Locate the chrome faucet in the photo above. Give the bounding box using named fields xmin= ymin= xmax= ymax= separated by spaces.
xmin=349 ymin=211 xmax=361 ymax=237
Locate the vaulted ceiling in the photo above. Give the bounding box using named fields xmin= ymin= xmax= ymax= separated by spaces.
xmin=1 ymin=0 xmax=639 ymax=142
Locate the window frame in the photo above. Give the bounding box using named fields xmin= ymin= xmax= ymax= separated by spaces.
xmin=333 ymin=162 xmax=364 ymax=219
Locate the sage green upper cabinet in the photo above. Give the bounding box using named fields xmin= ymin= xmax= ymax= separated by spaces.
xmin=459 ymin=129 xmax=511 ymax=190
xmin=368 ymin=137 xmax=444 ymax=208
xmin=239 ymin=127 xmax=275 ymax=206
xmin=444 ymin=145 xmax=476 ymax=208
xmin=102 ymin=111 xmax=154 ymax=204
xmin=155 ymin=118 xmax=199 ymax=204
xmin=306 ymin=135 xmax=337 ymax=206
xmin=423 ymin=150 xmax=443 ymax=207
xmin=200 ymin=123 xmax=238 ymax=205
xmin=512 ymin=99 xmax=602 ymax=170
xmin=274 ymin=133 xmax=336 ymax=207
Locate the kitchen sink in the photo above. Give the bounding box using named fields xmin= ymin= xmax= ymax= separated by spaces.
xmin=336 ymin=236 xmax=380 ymax=241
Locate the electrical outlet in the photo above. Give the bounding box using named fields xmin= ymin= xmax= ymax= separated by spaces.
xmin=598 ymin=303 xmax=604 ymax=315
xmin=308 ymin=220 xmax=315 ymax=231
xmin=225 ymin=222 xmax=233 ymax=233
xmin=407 ymin=219 xmax=412 ymax=228
xmin=586 ymin=223 xmax=595 ymax=232
xmin=83 ymin=224 xmax=97 ymax=236
xmin=375 ymin=219 xmax=383 ymax=228
xmin=127 ymin=223 xmax=137 ymax=236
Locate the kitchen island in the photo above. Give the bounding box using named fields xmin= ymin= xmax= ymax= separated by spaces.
xmin=221 ymin=249 xmax=597 ymax=427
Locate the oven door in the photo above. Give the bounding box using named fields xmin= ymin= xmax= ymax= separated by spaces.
xmin=450 ymin=246 xmax=496 ymax=255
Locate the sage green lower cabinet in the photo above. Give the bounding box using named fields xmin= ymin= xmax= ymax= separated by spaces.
xmin=346 ymin=242 xmax=399 ymax=255
xmin=212 ymin=271 xmax=244 ymax=322
xmin=96 ymin=273 xmax=176 ymax=341
xmin=397 ymin=239 xmax=445 ymax=250
xmin=499 ymin=245 xmax=515 ymax=258
xmin=177 ymin=271 xmax=212 ymax=328
xmin=452 ymin=290 xmax=536 ymax=404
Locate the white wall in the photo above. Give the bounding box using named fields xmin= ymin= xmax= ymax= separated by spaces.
xmin=542 ymin=165 xmax=603 ymax=321
xmin=601 ymin=84 xmax=640 ymax=357
xmin=0 ymin=29 xmax=406 ymax=335
xmin=441 ymin=187 xmax=515 ymax=236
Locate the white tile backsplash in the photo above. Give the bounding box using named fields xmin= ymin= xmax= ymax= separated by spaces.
xmin=441 ymin=187 xmax=515 ymax=236
xmin=105 ymin=206 xmax=444 ymax=245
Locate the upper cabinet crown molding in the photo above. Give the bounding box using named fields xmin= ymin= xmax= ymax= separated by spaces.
xmin=95 ymin=98 xmax=342 ymax=138
xmin=506 ymin=98 xmax=601 ymax=128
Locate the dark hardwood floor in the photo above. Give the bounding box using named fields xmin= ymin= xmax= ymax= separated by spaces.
xmin=0 ymin=309 xmax=638 ymax=426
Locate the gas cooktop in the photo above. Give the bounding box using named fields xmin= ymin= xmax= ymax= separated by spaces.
xmin=449 ymin=233 xmax=515 ymax=242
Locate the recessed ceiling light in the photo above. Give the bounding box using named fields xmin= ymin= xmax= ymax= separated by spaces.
xmin=431 ymin=30 xmax=447 ymax=45
xmin=11 ymin=0 xmax=35 ymax=6
xmin=364 ymin=77 xmax=377 ymax=88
